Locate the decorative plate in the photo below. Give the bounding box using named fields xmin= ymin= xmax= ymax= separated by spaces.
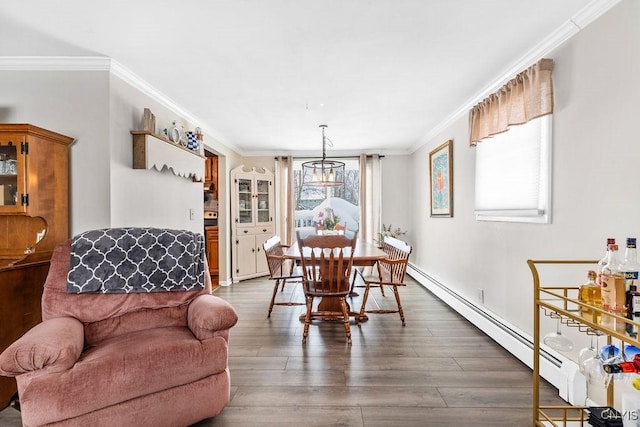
xmin=169 ymin=127 xmax=181 ymax=143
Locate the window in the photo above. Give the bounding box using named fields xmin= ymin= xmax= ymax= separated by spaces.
xmin=474 ymin=114 xmax=552 ymax=223
xmin=292 ymin=158 xmax=360 ymax=238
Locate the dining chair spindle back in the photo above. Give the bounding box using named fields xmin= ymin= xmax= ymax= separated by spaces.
xmin=263 ymin=236 xmax=305 ymax=317
xmin=296 ymin=231 xmax=357 ymax=344
xmin=357 ymin=236 xmax=412 ymax=325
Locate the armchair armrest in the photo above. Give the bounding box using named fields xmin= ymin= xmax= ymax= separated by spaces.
xmin=0 ymin=317 xmax=84 ymax=376
xmin=188 ymin=294 xmax=239 ymax=341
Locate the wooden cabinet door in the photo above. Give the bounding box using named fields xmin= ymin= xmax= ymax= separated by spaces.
xmin=235 ymin=234 xmax=257 ymax=278
xmin=255 ymin=233 xmax=269 ymax=275
xmin=204 ymin=158 xmax=212 ymax=183
xmin=210 ymin=157 xmax=218 ymax=200
xmin=205 ymin=228 xmax=219 ymax=276
xmin=0 ymin=260 xmax=49 ymax=409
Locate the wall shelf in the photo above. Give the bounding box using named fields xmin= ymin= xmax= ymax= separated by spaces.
xmin=131 ymin=130 xmax=204 ymax=181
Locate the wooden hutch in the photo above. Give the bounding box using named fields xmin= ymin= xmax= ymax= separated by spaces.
xmin=0 ymin=124 xmax=73 ymax=409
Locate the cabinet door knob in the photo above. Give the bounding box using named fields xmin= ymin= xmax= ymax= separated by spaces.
xmin=243 ymin=230 xmax=248 ymax=234
xmin=262 ymin=229 xmax=267 ymax=232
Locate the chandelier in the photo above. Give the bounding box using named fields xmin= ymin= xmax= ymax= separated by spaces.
xmin=302 ymin=125 xmax=345 ymax=187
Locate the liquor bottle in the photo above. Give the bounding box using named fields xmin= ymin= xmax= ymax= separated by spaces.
xmin=622 ymin=237 xmax=640 ymax=290
xmin=597 ymin=238 xmax=616 ymax=286
xmin=627 ymin=283 xmax=640 ymax=338
xmin=578 ymin=270 xmax=600 ymax=316
xmin=603 ymin=353 xmax=640 ymax=374
xmin=601 ymin=244 xmax=626 ymax=311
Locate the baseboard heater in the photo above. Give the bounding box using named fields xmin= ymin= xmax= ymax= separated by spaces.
xmin=406 ymin=262 xmax=580 ymax=398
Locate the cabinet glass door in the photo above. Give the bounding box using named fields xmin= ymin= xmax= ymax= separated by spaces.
xmin=0 ymin=137 xmax=23 ymax=212
xmin=256 ymin=179 xmax=270 ymax=224
xmin=237 ymin=178 xmax=253 ymax=224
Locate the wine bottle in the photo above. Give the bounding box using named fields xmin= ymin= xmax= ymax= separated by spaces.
xmin=597 ymin=238 xmax=616 ymax=286
xmin=601 ymin=244 xmax=628 ymax=332
xmin=602 ymin=244 xmax=626 ymax=311
xmin=622 ymin=237 xmax=640 ymax=290
xmin=578 ymin=270 xmax=600 ymax=316
xmin=627 ymin=284 xmax=640 ymax=338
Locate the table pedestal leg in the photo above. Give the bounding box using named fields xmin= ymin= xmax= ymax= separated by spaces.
xmin=298 ymin=297 xmax=368 ymax=322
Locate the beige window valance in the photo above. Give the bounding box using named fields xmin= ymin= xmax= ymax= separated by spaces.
xmin=469 ymin=58 xmax=554 ymax=146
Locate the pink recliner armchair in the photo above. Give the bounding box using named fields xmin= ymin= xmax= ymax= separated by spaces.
xmin=0 ymin=228 xmax=238 ymax=427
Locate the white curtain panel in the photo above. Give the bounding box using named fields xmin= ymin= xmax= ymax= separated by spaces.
xmin=359 ymin=154 xmax=382 ymax=244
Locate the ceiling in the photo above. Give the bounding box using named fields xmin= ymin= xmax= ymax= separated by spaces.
xmin=0 ymin=0 xmax=609 ymax=156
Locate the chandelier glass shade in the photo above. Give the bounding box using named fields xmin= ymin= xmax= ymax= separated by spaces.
xmin=302 ymin=125 xmax=345 ymax=188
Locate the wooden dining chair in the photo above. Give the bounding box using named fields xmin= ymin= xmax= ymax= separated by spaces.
xmin=357 ymin=236 xmax=412 ymax=325
xmin=263 ymin=236 xmax=305 ymax=317
xmin=296 ymin=231 xmax=357 ymax=344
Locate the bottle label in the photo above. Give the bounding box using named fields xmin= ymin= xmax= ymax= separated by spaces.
xmin=633 ymin=295 xmax=640 ymax=313
xmin=626 ymin=271 xmax=639 ymax=280
xmin=625 ymin=271 xmax=639 ymax=289
xmin=602 ymin=274 xmax=626 ymax=309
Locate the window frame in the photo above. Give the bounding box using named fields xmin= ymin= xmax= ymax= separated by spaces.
xmin=291 ymin=157 xmax=361 ymax=234
xmin=474 ymin=114 xmax=553 ymax=224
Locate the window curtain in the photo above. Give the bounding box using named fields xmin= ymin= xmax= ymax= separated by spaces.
xmin=275 ymin=156 xmax=294 ymax=245
xmin=359 ymin=154 xmax=381 ymax=244
xmin=469 ymin=58 xmax=554 ymax=145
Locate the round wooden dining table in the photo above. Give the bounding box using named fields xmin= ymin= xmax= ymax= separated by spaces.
xmin=284 ymin=239 xmax=386 ymax=322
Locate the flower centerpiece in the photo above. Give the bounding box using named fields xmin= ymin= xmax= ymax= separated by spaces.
xmin=375 ymin=224 xmax=408 ymax=247
xmin=316 ymin=208 xmax=340 ymax=231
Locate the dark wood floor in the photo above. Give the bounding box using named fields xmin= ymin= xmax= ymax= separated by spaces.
xmin=0 ymin=273 xmax=565 ymax=426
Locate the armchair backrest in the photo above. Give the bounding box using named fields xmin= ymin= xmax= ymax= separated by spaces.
xmin=42 ymin=233 xmax=211 ymax=346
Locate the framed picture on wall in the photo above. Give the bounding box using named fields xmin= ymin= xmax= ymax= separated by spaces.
xmin=429 ymin=139 xmax=453 ymax=217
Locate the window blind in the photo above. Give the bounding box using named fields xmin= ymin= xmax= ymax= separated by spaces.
xmin=474 ymin=115 xmax=551 ymax=222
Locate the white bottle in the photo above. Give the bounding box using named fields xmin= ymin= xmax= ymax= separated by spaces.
xmin=598 ymin=238 xmax=616 ymax=286
xmin=622 ymin=238 xmax=640 ymax=291
xmin=602 ymin=244 xmax=625 ymax=311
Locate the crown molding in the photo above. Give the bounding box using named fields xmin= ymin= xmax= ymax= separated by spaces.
xmin=107 ymin=60 xmax=241 ymax=155
xmin=0 ymin=56 xmax=111 ymax=70
xmin=410 ymin=0 xmax=622 ymax=153
xmin=244 ymin=147 xmax=413 ymax=157
xmin=0 ymin=55 xmax=242 ymax=155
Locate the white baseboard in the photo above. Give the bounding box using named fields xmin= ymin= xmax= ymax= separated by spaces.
xmin=218 ymin=277 xmax=233 ymax=286
xmin=407 ymin=263 xmax=578 ymax=397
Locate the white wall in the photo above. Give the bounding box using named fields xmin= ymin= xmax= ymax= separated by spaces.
xmin=0 ymin=70 xmax=111 ymax=233
xmin=108 ymin=74 xmax=203 ymax=234
xmin=409 ymin=0 xmax=640 ymax=339
xmin=0 ymin=68 xmax=246 ymax=283
xmin=381 ymin=155 xmax=413 ymax=242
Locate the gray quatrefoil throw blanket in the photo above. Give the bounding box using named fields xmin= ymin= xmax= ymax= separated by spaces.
xmin=67 ymin=228 xmax=205 ymax=293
